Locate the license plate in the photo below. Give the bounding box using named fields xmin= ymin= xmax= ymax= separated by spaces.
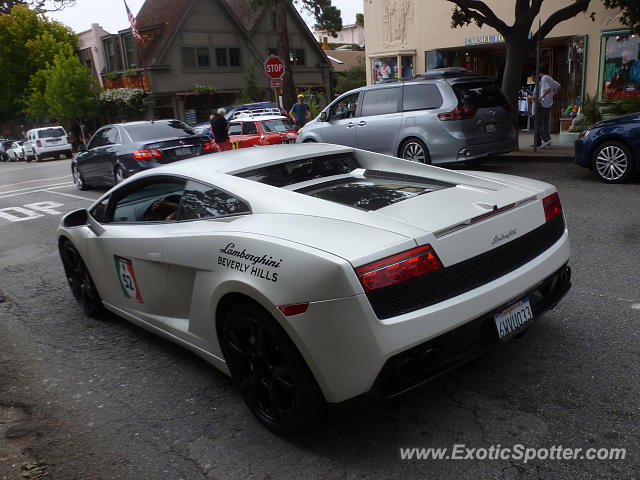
xmin=494 ymin=297 xmax=533 ymax=340
xmin=174 ymin=147 xmax=192 ymax=156
xmin=47 ymin=138 xmax=61 ymax=143
xmin=485 ymin=123 xmax=496 ymax=133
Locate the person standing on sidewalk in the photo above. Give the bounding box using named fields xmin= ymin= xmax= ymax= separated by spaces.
xmin=210 ymin=108 xmax=232 ymax=151
xmin=289 ymin=94 xmax=311 ymax=131
xmin=531 ymin=67 xmax=561 ymax=148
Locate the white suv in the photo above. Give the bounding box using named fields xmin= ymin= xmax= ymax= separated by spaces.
xmin=24 ymin=126 xmax=72 ymax=162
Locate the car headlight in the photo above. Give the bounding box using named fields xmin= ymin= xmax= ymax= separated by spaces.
xmin=579 ymin=129 xmax=591 ymax=140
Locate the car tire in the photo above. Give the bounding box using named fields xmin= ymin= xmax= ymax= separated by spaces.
xmin=58 ymin=239 xmax=104 ymax=319
xmin=222 ymin=303 xmax=324 ymax=434
xmin=302 ymin=139 xmax=316 ymax=143
xmin=591 ymin=141 xmax=635 ymax=184
xmin=25 ymin=154 xmax=32 ymax=163
xmin=72 ymin=164 xmax=90 ymax=191
xmin=35 ymin=153 xmax=42 ymax=162
xmin=114 ymin=165 xmax=126 ymax=185
xmin=400 ymin=138 xmax=431 ymax=164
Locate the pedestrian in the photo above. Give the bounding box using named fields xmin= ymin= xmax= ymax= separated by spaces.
xmin=210 ymin=108 xmax=232 ymax=151
xmin=530 ymin=66 xmax=561 ymax=148
xmin=289 ymin=94 xmax=311 ymax=131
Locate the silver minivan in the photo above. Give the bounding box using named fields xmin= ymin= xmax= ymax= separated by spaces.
xmin=297 ymin=70 xmax=516 ymax=164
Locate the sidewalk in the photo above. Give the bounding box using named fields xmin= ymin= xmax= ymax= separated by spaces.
xmin=500 ymin=130 xmax=575 ymax=161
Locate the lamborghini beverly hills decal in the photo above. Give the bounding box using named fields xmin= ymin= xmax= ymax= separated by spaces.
xmin=218 ymin=243 xmax=282 ymax=282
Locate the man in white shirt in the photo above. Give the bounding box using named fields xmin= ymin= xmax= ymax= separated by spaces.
xmin=531 ymin=67 xmax=561 ymax=148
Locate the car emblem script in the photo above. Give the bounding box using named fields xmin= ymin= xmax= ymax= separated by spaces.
xmin=491 ymin=228 xmax=517 ymax=245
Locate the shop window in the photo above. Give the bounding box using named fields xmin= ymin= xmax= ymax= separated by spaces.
xmin=403 ymin=84 xmax=443 ymax=111
xmin=182 ymin=46 xmax=210 ymax=68
xmin=372 ymin=57 xmax=397 ymax=83
xmin=361 ymin=87 xmax=400 ymax=117
xmin=602 ymin=33 xmax=640 ymax=98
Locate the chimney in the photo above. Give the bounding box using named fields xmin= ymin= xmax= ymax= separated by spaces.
xmin=322 ymin=37 xmax=329 ymax=50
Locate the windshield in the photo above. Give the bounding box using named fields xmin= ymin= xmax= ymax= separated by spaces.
xmin=261 ymin=119 xmax=294 ymax=133
xmin=236 ymin=153 xmax=360 ymax=187
xmin=124 ymin=120 xmax=196 ymax=141
xmin=39 ymin=127 xmax=66 ymax=138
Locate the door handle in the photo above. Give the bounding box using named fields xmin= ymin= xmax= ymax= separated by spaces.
xmin=144 ymin=252 xmax=164 ymax=262
xmin=347 ymin=122 xmax=355 ymax=128
xmin=358 ymin=121 xmax=367 ymax=127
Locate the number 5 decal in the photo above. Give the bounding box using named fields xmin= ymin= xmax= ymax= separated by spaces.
xmin=114 ymin=255 xmax=144 ymax=303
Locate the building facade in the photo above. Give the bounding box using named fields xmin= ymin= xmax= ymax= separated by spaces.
xmin=364 ymin=0 xmax=636 ymax=129
xmin=77 ymin=23 xmax=111 ymax=88
xmin=316 ymin=24 xmax=365 ymax=46
xmin=101 ymin=0 xmax=331 ymax=123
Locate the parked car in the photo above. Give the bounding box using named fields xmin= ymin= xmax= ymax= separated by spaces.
xmin=219 ymin=115 xmax=298 ymax=149
xmin=193 ymin=121 xmax=213 ymax=138
xmin=24 ymin=126 xmax=72 ymax=162
xmin=0 ymin=140 xmax=15 ymax=161
xmin=574 ymin=112 xmax=640 ymax=183
xmin=6 ymin=141 xmax=25 ymax=161
xmin=224 ymin=102 xmax=286 ymax=121
xmin=297 ymin=69 xmax=516 ymax=164
xmin=58 ymin=143 xmax=571 ymax=433
xmin=71 ymin=119 xmax=213 ymax=190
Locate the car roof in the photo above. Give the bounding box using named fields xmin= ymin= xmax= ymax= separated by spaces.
xmin=230 ymin=115 xmax=289 ymax=123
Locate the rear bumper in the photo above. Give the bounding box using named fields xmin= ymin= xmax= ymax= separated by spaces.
xmin=459 ymin=137 xmax=517 ymax=161
xmin=370 ymin=263 xmax=571 ymax=398
xmin=36 ymin=144 xmax=72 ymax=157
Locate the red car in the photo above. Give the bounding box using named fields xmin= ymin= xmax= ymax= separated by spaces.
xmin=221 ymin=115 xmax=298 ymax=150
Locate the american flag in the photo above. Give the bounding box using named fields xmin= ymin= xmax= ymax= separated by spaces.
xmin=124 ymin=0 xmax=141 ymax=41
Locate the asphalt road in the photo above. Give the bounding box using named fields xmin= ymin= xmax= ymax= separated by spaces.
xmin=0 ymin=157 xmax=638 ymax=480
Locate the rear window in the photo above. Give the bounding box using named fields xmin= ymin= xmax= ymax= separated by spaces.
xmin=297 ymin=178 xmax=445 ymax=210
xmin=451 ymin=81 xmax=507 ymax=108
xmin=236 ymin=153 xmax=359 ymax=187
xmin=261 ymin=119 xmax=294 ymax=132
xmin=124 ymin=120 xmax=196 ymax=141
xmin=38 ymin=127 xmax=66 ymax=138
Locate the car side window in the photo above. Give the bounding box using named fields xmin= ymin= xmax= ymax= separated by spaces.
xmin=242 ymin=122 xmax=258 ymax=135
xmin=109 ymin=179 xmax=186 ymax=223
xmin=360 ymin=87 xmax=401 ymax=117
xmin=88 ymin=129 xmax=108 ymax=149
xmin=178 ymin=180 xmax=250 ymax=220
xmin=403 ymin=84 xmax=443 ymax=111
xmin=103 ymin=127 xmax=120 ymax=145
xmin=90 ymin=197 xmax=109 ymax=223
xmin=228 ymin=123 xmax=242 ymax=136
xmin=329 ymin=92 xmax=359 ymax=120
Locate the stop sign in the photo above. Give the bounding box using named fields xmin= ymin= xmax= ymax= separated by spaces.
xmin=264 ymin=55 xmax=285 ymax=79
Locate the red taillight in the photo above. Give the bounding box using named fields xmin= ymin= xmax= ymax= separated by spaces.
xmin=132 ymin=149 xmax=163 ymax=160
xmin=278 ymin=303 xmax=309 ymax=316
xmin=355 ymin=245 xmax=442 ymax=292
xmin=438 ymin=105 xmax=477 ymax=121
xmin=203 ymin=141 xmax=217 ymax=152
xmin=37 ymin=140 xmax=42 ymax=147
xmin=543 ymin=192 xmax=562 ymax=221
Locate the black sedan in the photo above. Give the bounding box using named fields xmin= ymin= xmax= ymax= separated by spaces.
xmin=71 ymin=120 xmax=215 ymax=190
xmin=575 ymin=112 xmax=640 ymax=184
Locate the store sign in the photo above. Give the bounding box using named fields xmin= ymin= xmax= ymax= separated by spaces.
xmin=464 ymin=31 xmax=532 ymax=46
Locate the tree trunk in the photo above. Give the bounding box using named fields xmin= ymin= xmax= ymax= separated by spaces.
xmin=276 ymin=1 xmax=296 ymax=112
xmin=501 ymin=37 xmax=530 ymax=149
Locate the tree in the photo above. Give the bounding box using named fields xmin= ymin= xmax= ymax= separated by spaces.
xmin=237 ymin=58 xmax=265 ymax=103
xmin=249 ymin=0 xmax=342 ymax=111
xmin=38 ymin=49 xmax=99 ymax=141
xmin=356 ymin=13 xmax=364 ymax=28
xmin=0 ymin=0 xmax=76 ymax=14
xmin=0 ymin=4 xmax=77 ymax=124
xmin=448 ymin=0 xmax=640 ymax=109
xmin=334 ymin=58 xmax=366 ymax=95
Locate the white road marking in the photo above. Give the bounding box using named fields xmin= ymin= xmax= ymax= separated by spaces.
xmin=0 ymin=181 xmax=73 ymax=196
xmin=43 ymin=190 xmax=94 ymax=201
xmin=0 ymin=183 xmax=76 ymax=199
xmin=0 ymin=175 xmax=71 ymax=189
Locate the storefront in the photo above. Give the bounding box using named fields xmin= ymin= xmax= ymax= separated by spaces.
xmin=599 ymin=31 xmax=640 ymax=98
xmin=369 ymin=50 xmax=416 ymax=83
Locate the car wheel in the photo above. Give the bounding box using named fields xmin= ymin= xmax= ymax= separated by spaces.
xmin=302 ymin=139 xmax=316 ymax=143
xmin=114 ymin=165 xmax=126 ymax=185
xmin=25 ymin=155 xmax=32 ymax=163
xmin=400 ymin=138 xmax=430 ymax=164
xmin=592 ymin=141 xmax=635 ymax=184
xmin=72 ymin=164 xmax=90 ymax=191
xmin=222 ymin=303 xmax=323 ymax=434
xmin=58 ymin=239 xmax=104 ymax=318
xmin=35 ymin=153 xmax=42 ymax=162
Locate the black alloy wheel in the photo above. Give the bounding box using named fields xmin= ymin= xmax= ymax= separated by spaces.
xmin=222 ymin=304 xmax=323 ymax=434
xmin=58 ymin=239 xmax=104 ymax=318
xmin=72 ymin=164 xmax=90 ymax=191
xmin=35 ymin=152 xmax=42 ymax=162
xmin=400 ymin=138 xmax=431 ymax=164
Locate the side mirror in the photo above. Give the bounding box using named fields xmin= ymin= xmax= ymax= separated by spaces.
xmin=77 ymin=145 xmax=87 ymax=152
xmin=320 ymin=111 xmax=327 ymax=122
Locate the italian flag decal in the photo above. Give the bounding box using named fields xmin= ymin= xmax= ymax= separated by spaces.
xmin=114 ymin=255 xmax=143 ymax=303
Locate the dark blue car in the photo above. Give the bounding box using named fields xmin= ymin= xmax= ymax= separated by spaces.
xmin=575 ymin=112 xmax=640 ymax=183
